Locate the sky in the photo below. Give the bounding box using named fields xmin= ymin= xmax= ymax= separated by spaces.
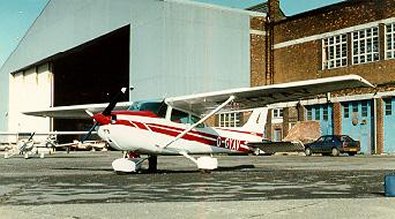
xmin=0 ymin=0 xmax=344 ymax=68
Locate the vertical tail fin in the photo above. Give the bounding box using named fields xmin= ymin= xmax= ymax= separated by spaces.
xmin=240 ymin=107 xmax=268 ymax=135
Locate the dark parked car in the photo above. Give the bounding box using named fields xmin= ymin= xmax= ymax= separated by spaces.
xmin=304 ymin=135 xmax=360 ymax=156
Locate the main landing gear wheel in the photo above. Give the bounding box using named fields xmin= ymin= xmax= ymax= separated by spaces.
xmin=197 ymin=156 xmax=218 ymax=172
xmin=148 ymin=155 xmax=157 ymax=173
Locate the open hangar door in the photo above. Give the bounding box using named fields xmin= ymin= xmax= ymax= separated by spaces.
xmin=52 ymin=25 xmax=130 ymax=143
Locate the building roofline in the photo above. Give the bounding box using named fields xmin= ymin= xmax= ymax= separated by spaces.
xmin=0 ymin=0 xmax=51 ymax=74
xmin=246 ymin=2 xmax=285 ymax=17
xmin=164 ymin=0 xmax=266 ymax=17
xmin=276 ymin=0 xmax=360 ymax=23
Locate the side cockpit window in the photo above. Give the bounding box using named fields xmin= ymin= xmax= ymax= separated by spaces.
xmin=171 ymin=109 xmax=189 ymax=123
xmin=171 ymin=108 xmax=205 ymax=128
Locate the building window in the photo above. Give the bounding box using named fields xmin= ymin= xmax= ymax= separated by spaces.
xmin=315 ymin=108 xmax=320 ymax=120
xmin=352 ymin=102 xmax=359 ymax=113
xmin=361 ymin=101 xmax=368 ymax=117
xmin=218 ymin=112 xmax=241 ymax=127
xmin=385 ymin=99 xmax=392 ymax=116
xmin=322 ymin=34 xmax=347 ymax=69
xmin=273 ymin=129 xmax=282 ymax=142
xmin=386 ymin=23 xmax=395 ymax=59
xmin=323 ymin=106 xmax=329 ymax=121
xmin=272 ymin=108 xmax=283 ymax=119
xmin=343 ymin=104 xmax=349 ymax=118
xmin=307 ymin=108 xmax=312 ymax=120
xmin=351 ymin=27 xmax=379 ymax=65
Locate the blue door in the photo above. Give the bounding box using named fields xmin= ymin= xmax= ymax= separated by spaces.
xmin=341 ymin=101 xmax=373 ymax=154
xmin=306 ymin=104 xmax=333 ymax=135
xmin=383 ymin=98 xmax=395 ymax=152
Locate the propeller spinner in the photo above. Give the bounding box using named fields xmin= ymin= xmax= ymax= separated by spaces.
xmin=81 ymin=87 xmax=129 ymax=142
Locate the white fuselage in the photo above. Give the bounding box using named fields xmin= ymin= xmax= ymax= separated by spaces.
xmin=97 ymin=112 xmax=262 ymax=155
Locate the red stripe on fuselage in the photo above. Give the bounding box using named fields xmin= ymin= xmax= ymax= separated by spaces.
xmin=113 ymin=110 xmax=159 ymax=118
xmin=148 ymin=126 xmax=217 ymax=146
xmin=133 ymin=121 xmax=149 ymax=130
xmin=114 ymin=120 xmax=133 ymax=126
xmin=109 ymin=120 xmax=250 ymax=152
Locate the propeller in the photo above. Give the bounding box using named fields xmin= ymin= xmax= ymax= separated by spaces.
xmin=19 ymin=132 xmax=36 ymax=152
xmin=81 ymin=87 xmax=129 ymax=142
xmin=102 ymin=87 xmax=128 ymax=116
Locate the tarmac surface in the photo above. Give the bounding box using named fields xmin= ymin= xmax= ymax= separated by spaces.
xmin=1 ymin=151 xmax=395 ymax=218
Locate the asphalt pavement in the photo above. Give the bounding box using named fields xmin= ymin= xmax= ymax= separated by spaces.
xmin=1 ymin=151 xmax=395 ymax=218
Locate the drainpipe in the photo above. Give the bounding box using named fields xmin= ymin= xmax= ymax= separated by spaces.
xmin=373 ymin=97 xmax=377 ymax=154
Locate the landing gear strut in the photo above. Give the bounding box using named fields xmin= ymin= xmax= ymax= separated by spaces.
xmin=148 ymin=155 xmax=157 ymax=172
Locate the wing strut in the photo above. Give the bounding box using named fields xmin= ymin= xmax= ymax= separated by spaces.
xmin=160 ymin=95 xmax=235 ymax=149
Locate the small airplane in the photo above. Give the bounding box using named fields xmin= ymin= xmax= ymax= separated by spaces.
xmin=0 ymin=131 xmax=92 ymax=159
xmin=70 ymin=139 xmax=108 ymax=151
xmin=24 ymin=75 xmax=374 ymax=173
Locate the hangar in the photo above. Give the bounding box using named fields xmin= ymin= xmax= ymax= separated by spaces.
xmin=0 ymin=0 xmax=264 ymax=135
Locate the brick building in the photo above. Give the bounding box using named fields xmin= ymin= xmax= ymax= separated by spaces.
xmin=270 ymin=0 xmax=395 ymax=154
xmin=217 ymin=0 xmax=395 ymax=154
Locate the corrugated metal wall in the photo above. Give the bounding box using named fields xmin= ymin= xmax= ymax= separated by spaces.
xmin=0 ymin=0 xmax=252 ymax=131
xmin=132 ymin=1 xmax=250 ymax=99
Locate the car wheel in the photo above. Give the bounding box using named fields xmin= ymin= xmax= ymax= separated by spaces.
xmin=305 ymin=147 xmax=312 ymax=156
xmin=348 ymin=152 xmax=356 ymax=156
xmin=331 ymin=148 xmax=340 ymax=156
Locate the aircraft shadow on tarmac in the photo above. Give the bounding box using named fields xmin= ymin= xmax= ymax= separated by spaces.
xmin=53 ymin=164 xmax=256 ymax=174
xmin=43 ymin=155 xmax=106 ymax=159
xmin=147 ymin=164 xmax=256 ymax=174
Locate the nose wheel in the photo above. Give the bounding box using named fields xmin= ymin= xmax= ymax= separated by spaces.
xmin=113 ymin=153 xmax=158 ymax=173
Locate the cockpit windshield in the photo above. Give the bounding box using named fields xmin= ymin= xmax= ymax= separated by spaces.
xmin=127 ymin=100 xmax=204 ymax=127
xmin=128 ymin=100 xmax=167 ymax=118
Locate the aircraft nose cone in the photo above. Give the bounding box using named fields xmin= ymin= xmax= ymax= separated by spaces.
xmin=93 ymin=113 xmax=111 ymax=125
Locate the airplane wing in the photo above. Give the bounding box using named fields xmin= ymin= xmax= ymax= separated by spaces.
xmin=23 ymin=102 xmax=131 ymax=119
xmin=0 ymin=131 xmax=97 ymax=135
xmin=165 ymin=74 xmax=374 ymax=116
xmin=23 ymin=75 xmax=373 ymax=119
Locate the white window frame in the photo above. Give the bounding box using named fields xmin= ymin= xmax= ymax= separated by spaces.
xmin=218 ymin=112 xmax=241 ymax=128
xmin=351 ymin=26 xmax=379 ymax=65
xmin=272 ymin=108 xmax=283 ymax=119
xmin=271 ymin=108 xmax=283 ymax=124
xmin=385 ymin=22 xmax=395 ymax=60
xmin=322 ymin=34 xmax=348 ymax=69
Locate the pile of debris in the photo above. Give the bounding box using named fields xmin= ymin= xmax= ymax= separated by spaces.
xmin=283 ymin=121 xmax=321 ymax=144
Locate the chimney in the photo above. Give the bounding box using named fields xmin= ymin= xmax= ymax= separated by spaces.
xmin=268 ymin=0 xmax=283 ymax=23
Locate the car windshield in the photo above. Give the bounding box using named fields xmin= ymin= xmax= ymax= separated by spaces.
xmin=127 ymin=100 xmax=167 ymax=118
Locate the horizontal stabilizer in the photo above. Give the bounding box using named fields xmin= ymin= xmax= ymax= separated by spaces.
xmin=248 ymin=141 xmax=305 ymax=153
